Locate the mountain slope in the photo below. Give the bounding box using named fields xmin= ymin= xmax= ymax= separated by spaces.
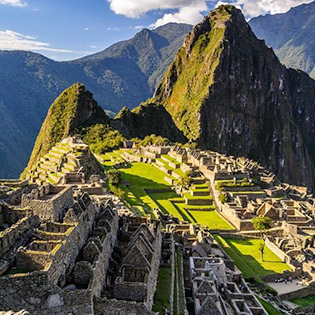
xmin=22 ymin=83 xmax=110 ymax=176
xmin=0 ymin=23 xmax=191 ymax=178
xmin=250 ymin=1 xmax=315 ymax=78
xmin=148 ymin=5 xmax=315 ymax=189
xmin=113 ymin=102 xmax=186 ymax=142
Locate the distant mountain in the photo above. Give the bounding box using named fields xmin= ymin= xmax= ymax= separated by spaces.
xmin=0 ymin=23 xmax=192 ymax=178
xmin=250 ymin=1 xmax=315 ymax=78
xmin=126 ymin=5 xmax=315 ymax=189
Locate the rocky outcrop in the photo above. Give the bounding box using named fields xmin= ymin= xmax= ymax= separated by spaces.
xmin=153 ymin=5 xmax=315 ymax=189
xmin=113 ymin=103 xmax=186 ymax=143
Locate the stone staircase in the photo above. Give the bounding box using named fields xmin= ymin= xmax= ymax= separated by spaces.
xmin=27 ymin=142 xmax=81 ymax=186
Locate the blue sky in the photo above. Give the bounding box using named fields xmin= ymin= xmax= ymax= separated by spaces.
xmin=0 ymin=0 xmax=312 ymax=61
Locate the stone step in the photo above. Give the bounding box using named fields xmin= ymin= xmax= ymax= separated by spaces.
xmin=39 ymin=173 xmax=47 ymax=181
xmin=190 ymin=189 xmax=210 ymax=197
xmin=63 ymin=162 xmax=76 ymax=170
xmin=192 ymin=177 xmax=206 ymax=185
xmin=51 ymin=145 xmax=68 ymax=153
xmin=40 ymin=163 xmax=54 ymax=171
xmin=46 ymin=155 xmax=62 ymax=163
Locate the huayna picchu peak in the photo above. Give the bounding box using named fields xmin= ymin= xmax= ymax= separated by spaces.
xmin=127 ymin=5 xmax=315 ymax=190
xmin=22 ymin=83 xmax=110 ymax=177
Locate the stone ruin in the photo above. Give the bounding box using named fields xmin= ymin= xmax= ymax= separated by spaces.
xmin=26 ymin=137 xmax=104 ymax=186
xmin=0 ymin=178 xmax=162 ymax=314
xmin=166 ymin=222 xmax=267 ymax=315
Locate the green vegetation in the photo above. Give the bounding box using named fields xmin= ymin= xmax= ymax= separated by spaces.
xmin=252 ymin=217 xmax=272 ymax=234
xmin=154 ymin=6 xmax=231 ymax=140
xmin=215 ymin=178 xmax=255 ymax=191
xmin=81 ymin=124 xmax=125 ymax=154
xmin=106 ymin=169 xmax=121 ymax=186
xmin=256 ymin=296 xmax=283 ymax=315
xmin=174 ymin=248 xmax=185 ymax=314
xmin=219 ymin=192 xmax=227 ymax=203
xmin=118 ymin=163 xmax=170 ymax=216
xmin=21 ymin=83 xmax=109 ymax=177
xmin=107 ymin=159 xmax=233 ymax=229
xmin=213 ymin=235 xmax=291 ymax=283
xmin=153 ymin=266 xmax=172 ymax=313
xmin=133 ymin=134 xmax=170 ymax=148
xmin=252 ymin=217 xmax=272 ymax=262
xmin=290 ymin=295 xmax=315 ymax=308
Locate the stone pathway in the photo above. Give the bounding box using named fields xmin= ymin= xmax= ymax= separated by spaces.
xmin=267 ymin=279 xmax=306 ymax=295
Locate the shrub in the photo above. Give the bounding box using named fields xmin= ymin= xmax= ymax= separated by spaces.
xmin=106 ymin=169 xmax=121 ymax=186
xmin=80 ymin=124 xmax=125 ymax=154
xmin=111 ymin=186 xmax=126 ymax=200
xmin=219 ymin=193 xmax=227 ymax=203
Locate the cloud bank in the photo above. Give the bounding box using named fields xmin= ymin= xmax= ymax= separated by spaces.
xmin=0 ymin=29 xmax=78 ymax=53
xmin=107 ymin=0 xmax=209 ymax=27
xmin=0 ymin=0 xmax=27 ymax=7
xmin=224 ymin=0 xmax=314 ymax=17
xmin=107 ymin=0 xmax=314 ymax=27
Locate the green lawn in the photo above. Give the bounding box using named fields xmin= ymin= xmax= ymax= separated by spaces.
xmin=290 ymin=295 xmax=315 ymax=308
xmin=112 ymin=162 xmax=234 ymax=229
xmin=256 ymin=296 xmax=284 ymax=315
xmin=186 ymin=209 xmax=234 ymax=230
xmin=119 ymin=163 xmax=171 ymax=216
xmin=150 ymin=191 xmax=233 ymax=230
xmin=153 ymin=266 xmax=172 ymax=313
xmin=213 ymin=235 xmax=291 ymax=282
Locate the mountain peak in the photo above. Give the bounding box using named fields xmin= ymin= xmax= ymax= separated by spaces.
xmin=150 ymin=4 xmax=315 ymax=189
xmin=22 ymin=83 xmax=109 ymax=176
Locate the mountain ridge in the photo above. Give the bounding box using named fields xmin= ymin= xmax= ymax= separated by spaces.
xmin=250 ymin=1 xmax=315 ymax=78
xmin=0 ymin=23 xmax=192 ymax=178
xmin=126 ymin=5 xmax=315 ymax=189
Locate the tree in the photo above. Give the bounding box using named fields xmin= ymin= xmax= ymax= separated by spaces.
xmin=106 ymin=169 xmax=121 ymax=186
xmin=219 ymin=193 xmax=227 ymax=204
xmin=179 ymin=171 xmax=192 ymax=189
xmin=252 ymin=217 xmax=272 ymax=262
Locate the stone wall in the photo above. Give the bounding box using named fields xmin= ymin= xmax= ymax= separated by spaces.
xmin=0 ymin=214 xmax=39 ymax=257
xmin=265 ymin=237 xmax=297 ymax=270
xmin=93 ymin=297 xmax=156 ymax=315
xmin=21 ymin=186 xmax=73 ymax=222
xmin=278 ymin=285 xmax=315 ymax=300
xmin=88 ymin=210 xmax=119 ymax=297
xmin=0 ymin=272 xmax=94 ymax=315
xmin=0 ymin=183 xmax=36 ymax=206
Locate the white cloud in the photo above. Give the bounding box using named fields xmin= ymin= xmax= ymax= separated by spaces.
xmin=0 ymin=29 xmax=82 ymax=53
xmin=222 ymin=0 xmax=314 ymax=18
xmin=107 ymin=0 xmax=209 ymax=27
xmin=0 ymin=0 xmax=27 ymax=7
xmin=107 ymin=27 xmax=120 ymax=31
xmin=84 ymin=27 xmax=90 ymax=31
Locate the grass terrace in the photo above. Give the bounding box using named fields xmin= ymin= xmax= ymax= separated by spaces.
xmin=213 ymin=235 xmax=291 ymax=284
xmin=256 ymin=296 xmax=283 ymax=315
xmin=111 ymin=159 xmax=234 ymax=229
xmin=153 ymin=266 xmax=172 ymax=313
xmin=290 ymin=295 xmax=315 ymax=309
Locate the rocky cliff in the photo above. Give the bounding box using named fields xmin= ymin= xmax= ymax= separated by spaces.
xmin=22 ymin=83 xmax=110 ymax=176
xmin=152 ymin=5 xmax=315 ymax=189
